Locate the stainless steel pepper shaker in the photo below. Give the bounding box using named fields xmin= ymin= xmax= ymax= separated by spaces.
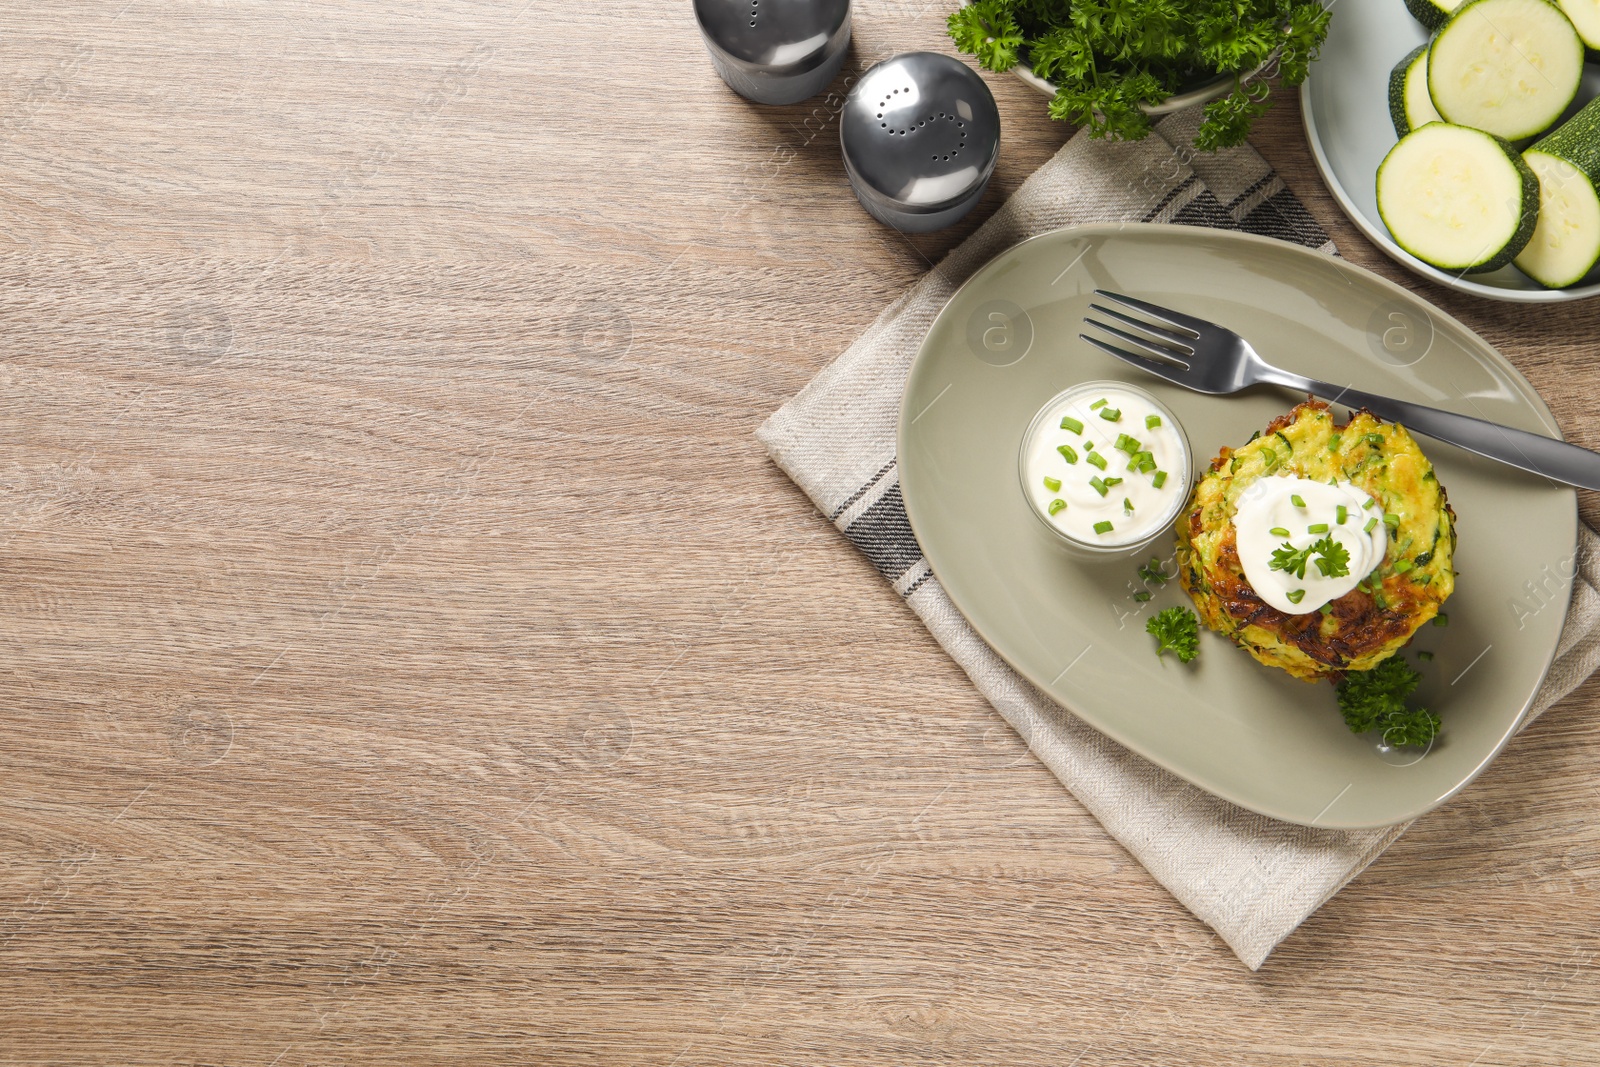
xmin=840 ymin=52 xmax=1001 ymax=233
xmin=693 ymin=0 xmax=851 ymax=106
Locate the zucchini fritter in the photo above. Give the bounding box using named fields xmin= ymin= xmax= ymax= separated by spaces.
xmin=1175 ymin=401 xmax=1456 ymax=682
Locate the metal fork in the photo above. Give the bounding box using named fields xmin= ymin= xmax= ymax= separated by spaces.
xmin=1081 ymin=289 xmax=1600 ymax=492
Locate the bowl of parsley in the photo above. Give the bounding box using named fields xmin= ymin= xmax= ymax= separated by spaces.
xmin=949 ymin=0 xmax=1333 ymax=150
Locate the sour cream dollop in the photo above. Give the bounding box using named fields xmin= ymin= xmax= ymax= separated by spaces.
xmin=1233 ymin=474 xmax=1387 ymax=614
xmin=1020 ymin=382 xmax=1189 ymax=549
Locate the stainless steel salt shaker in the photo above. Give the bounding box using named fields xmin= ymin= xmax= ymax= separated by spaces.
xmin=840 ymin=52 xmax=1001 ymax=233
xmin=693 ymin=0 xmax=851 ymax=106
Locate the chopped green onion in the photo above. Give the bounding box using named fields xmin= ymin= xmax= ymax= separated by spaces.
xmin=1364 ymin=432 xmax=1384 ymax=447
xmin=1146 ymin=414 xmax=1162 ymax=429
xmin=1043 ymin=476 xmax=1061 ymax=491
xmin=1089 ymin=398 xmax=1108 ymax=410
xmin=1094 ymin=520 xmax=1114 ymax=535
xmin=1336 ymin=505 xmax=1347 ymax=524
xmin=1383 ymin=513 xmax=1400 ymax=528
xmin=1269 ymin=527 xmax=1290 ymax=537
xmin=1048 ymin=498 xmax=1067 ymax=516
xmin=1134 ymin=452 xmax=1157 ymax=474
xmin=1152 ymin=470 xmax=1168 ymax=489
xmin=1364 ymin=517 xmax=1378 ymax=533
xmin=1099 ymin=407 xmax=1122 ymax=422
xmin=1123 ymin=497 xmax=1134 ymax=514
xmin=1328 ymin=433 xmax=1342 ymax=450
xmin=1060 ymin=416 xmax=1084 ymax=434
xmin=1433 ymin=613 xmax=1449 ymax=627
xmin=1418 ymin=650 xmax=1434 ymax=661
xmin=1057 ymin=444 xmax=1079 ymax=464
xmin=1319 ymin=603 xmax=1334 ymax=616
xmin=1102 ymin=476 xmax=1123 ymax=488
xmin=1393 ymin=558 xmax=1413 ymax=573
xmin=1308 ymin=523 xmax=1330 ymax=534
xmin=1286 ymin=589 xmax=1306 ymax=604
xmin=1133 ymin=590 xmax=1152 ymax=602
xmin=1090 ymin=476 xmax=1108 ymax=497
xmin=1087 ymin=452 xmax=1108 ymax=471
xmin=1364 ymin=498 xmax=1377 ymax=509
xmin=1115 ymin=433 xmax=1140 ymax=454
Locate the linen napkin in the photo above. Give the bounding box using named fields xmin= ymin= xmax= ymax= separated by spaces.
xmin=758 ymin=106 xmax=1600 ymax=970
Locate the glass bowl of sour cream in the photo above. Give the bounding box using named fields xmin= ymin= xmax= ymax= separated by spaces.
xmin=1018 ymin=381 xmax=1193 ymax=557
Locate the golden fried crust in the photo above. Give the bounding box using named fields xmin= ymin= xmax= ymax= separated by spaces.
xmin=1175 ymin=400 xmax=1456 ymax=682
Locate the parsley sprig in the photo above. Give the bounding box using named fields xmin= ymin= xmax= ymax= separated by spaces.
xmin=1146 ymin=606 xmax=1199 ymax=663
xmin=1336 ymin=657 xmax=1440 ymax=748
xmin=1269 ymin=535 xmax=1350 ymax=582
xmin=947 ymin=0 xmax=1332 ymax=149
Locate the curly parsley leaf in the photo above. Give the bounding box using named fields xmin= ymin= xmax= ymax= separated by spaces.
xmin=1311 ymin=535 xmax=1351 ymax=579
xmin=1336 ymin=657 xmax=1440 ymax=748
xmin=1146 ymin=605 xmax=1199 ymax=663
xmin=947 ymin=0 xmax=1025 ymax=72
xmin=1269 ymin=541 xmax=1313 ymax=580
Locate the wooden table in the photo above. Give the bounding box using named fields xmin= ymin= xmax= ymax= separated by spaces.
xmin=3 ymin=3 xmax=1598 ymax=1063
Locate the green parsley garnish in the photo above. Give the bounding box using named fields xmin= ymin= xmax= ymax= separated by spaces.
xmin=1094 ymin=520 xmax=1114 ymax=535
xmin=1269 ymin=526 xmax=1290 ymax=538
xmin=1269 ymin=542 xmax=1313 ymax=580
xmin=1146 ymin=606 xmax=1199 ymax=663
xmin=1043 ymin=476 xmax=1061 ymax=491
xmin=1058 ymin=444 xmax=1079 ymax=464
xmin=1152 ymin=470 xmax=1168 ymax=488
xmin=1087 ymin=451 xmax=1108 ymax=471
xmin=1089 ymin=398 xmax=1108 ymax=410
xmin=1312 ymin=535 xmax=1350 ymax=578
xmin=1307 ymin=523 xmax=1329 ymax=534
xmin=1146 ymin=414 xmax=1162 ymax=429
xmin=1336 ymin=657 xmax=1439 ymax=748
xmin=1291 ymin=494 xmax=1306 ymax=508
xmin=1060 ymin=416 xmax=1084 ymax=434
xmin=1286 ymin=588 xmax=1306 ymax=604
xmin=1048 ymin=498 xmax=1067 ymax=516
xmin=1099 ymin=407 xmax=1122 ymax=422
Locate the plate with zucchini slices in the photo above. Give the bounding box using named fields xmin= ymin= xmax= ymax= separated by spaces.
xmin=1303 ymin=0 xmax=1600 ymax=300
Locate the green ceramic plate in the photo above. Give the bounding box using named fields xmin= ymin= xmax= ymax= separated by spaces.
xmin=898 ymin=224 xmax=1577 ymax=828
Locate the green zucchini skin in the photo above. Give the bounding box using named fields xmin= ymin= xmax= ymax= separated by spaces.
xmin=1404 ymin=0 xmax=1456 ymax=29
xmin=1388 ymin=43 xmax=1432 ymax=138
xmin=1378 ymin=124 xmax=1541 ymax=272
xmin=1530 ymin=96 xmax=1600 ymax=183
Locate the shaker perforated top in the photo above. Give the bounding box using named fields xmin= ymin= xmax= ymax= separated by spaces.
xmin=694 ymin=0 xmax=851 ymax=106
xmin=840 ymin=52 xmax=1000 ymax=231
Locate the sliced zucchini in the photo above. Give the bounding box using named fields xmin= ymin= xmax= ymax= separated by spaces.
xmin=1515 ymin=99 xmax=1600 ymax=286
xmin=1554 ymin=0 xmax=1600 ymax=51
xmin=1377 ymin=123 xmax=1540 ymax=272
xmin=1405 ymin=0 xmax=1466 ymax=29
xmin=1389 ymin=44 xmax=1444 ymax=138
xmin=1428 ymin=0 xmax=1584 ymax=142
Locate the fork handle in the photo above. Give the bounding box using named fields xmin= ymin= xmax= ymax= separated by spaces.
xmin=1263 ymin=369 xmax=1600 ymax=492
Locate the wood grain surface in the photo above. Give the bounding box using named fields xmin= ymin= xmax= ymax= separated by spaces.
xmin=2 ymin=2 xmax=1598 ymax=1064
